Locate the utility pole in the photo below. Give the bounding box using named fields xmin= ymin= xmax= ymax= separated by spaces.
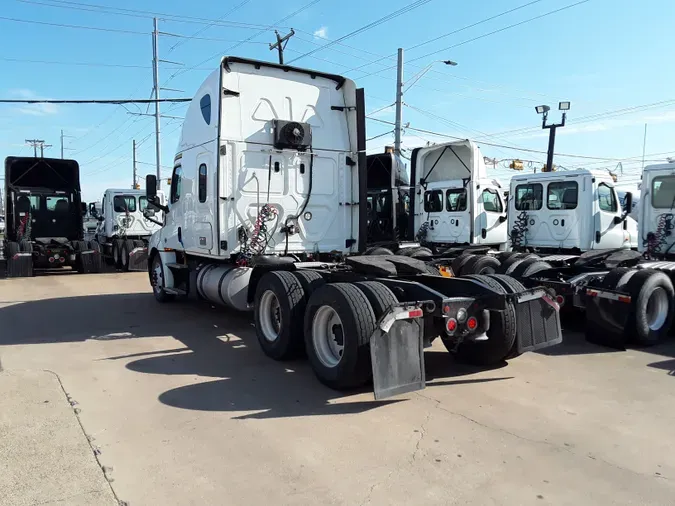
xmin=60 ymin=129 xmax=74 ymax=159
xmin=25 ymin=139 xmax=46 ymax=157
xmin=132 ymin=139 xmax=137 ymax=189
xmin=394 ymin=48 xmax=404 ymax=155
xmin=269 ymin=29 xmax=295 ymax=65
xmin=152 ymin=17 xmax=162 ymax=190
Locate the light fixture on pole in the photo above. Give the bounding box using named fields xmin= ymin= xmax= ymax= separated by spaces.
xmin=536 ymin=101 xmax=570 ymax=172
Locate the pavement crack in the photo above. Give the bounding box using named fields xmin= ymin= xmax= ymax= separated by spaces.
xmin=416 ymin=391 xmax=672 ymax=483
xmin=43 ymin=369 xmax=125 ymax=504
xmin=31 ymin=488 xmax=105 ymax=505
xmin=410 ymin=411 xmax=432 ymax=464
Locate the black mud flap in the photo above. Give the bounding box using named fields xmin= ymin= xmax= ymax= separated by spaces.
xmin=512 ymin=289 xmax=563 ymax=353
xmin=370 ymin=305 xmax=426 ymax=400
xmin=128 ymin=247 xmax=148 ymax=271
xmin=584 ymin=287 xmax=630 ymax=350
xmin=6 ymin=252 xmax=33 ymax=278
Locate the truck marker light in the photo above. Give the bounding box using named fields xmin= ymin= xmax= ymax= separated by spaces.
xmin=48 ymin=257 xmax=55 ymax=263
xmin=618 ymin=295 xmax=632 ymax=303
xmin=466 ymin=316 xmax=478 ymax=330
xmin=446 ymin=318 xmax=457 ymax=333
xmin=443 ymin=305 xmax=450 ymax=314
xmin=406 ymin=308 xmax=424 ymax=318
xmin=555 ymin=295 xmax=565 ymax=305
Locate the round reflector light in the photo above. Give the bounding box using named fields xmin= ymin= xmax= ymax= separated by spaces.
xmin=466 ymin=316 xmax=478 ymax=330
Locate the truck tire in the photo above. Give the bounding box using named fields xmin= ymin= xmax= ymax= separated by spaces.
xmin=133 ymin=239 xmax=145 ymax=249
xmin=73 ymin=241 xmax=87 ymax=273
xmin=112 ymin=239 xmax=123 ymax=269
xmin=519 ymin=260 xmax=553 ymax=278
xmin=254 ymin=271 xmax=307 ymax=360
xmin=88 ymin=240 xmax=103 ymax=273
xmin=120 ymin=239 xmax=135 ymax=272
xmin=292 ymin=270 xmax=326 ymax=299
xmin=461 ymin=255 xmax=501 ymax=275
xmin=354 ymin=281 xmax=398 ymax=320
xmin=451 ymin=254 xmax=474 ymax=276
xmin=425 ymin=263 xmax=442 ymax=276
xmin=444 ymin=274 xmax=517 ymax=366
xmin=621 ymin=269 xmax=674 ymax=346
xmin=304 ymin=283 xmax=376 ymax=389
xmin=409 ymin=247 xmax=433 ymax=259
xmin=485 ymin=274 xmax=528 ymax=359
xmin=150 ymin=254 xmax=175 ymax=303
xmin=365 ymin=246 xmax=394 ymax=256
xmin=601 ymin=267 xmax=636 ymax=291
xmin=496 ymin=255 xmax=539 ymax=278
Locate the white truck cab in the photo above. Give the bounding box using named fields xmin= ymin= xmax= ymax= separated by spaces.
xmin=410 ymin=140 xmax=507 ymax=250
xmin=508 ymin=169 xmax=637 ymax=252
xmin=93 ymin=188 xmax=165 ymax=270
xmin=638 ymin=163 xmax=675 ymax=257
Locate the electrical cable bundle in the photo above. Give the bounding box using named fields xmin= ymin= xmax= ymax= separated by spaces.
xmin=416 ymin=220 xmax=429 ymax=243
xmin=510 ymin=210 xmax=529 ymax=249
xmin=645 ymin=213 xmax=673 ymax=258
xmin=18 ymin=212 xmax=31 ymax=242
xmin=237 ymin=204 xmax=279 ymax=266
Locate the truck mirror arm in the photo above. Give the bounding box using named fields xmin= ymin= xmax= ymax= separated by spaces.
xmin=148 ymin=198 xmax=169 ymax=214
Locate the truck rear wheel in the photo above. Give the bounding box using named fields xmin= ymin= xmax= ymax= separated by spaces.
xmin=254 ymin=271 xmax=307 ymax=360
xmin=354 ymin=281 xmax=398 ymax=320
xmin=120 ymin=239 xmax=134 ymax=272
xmin=292 ymin=270 xmax=326 ymax=298
xmin=451 ymin=253 xmax=474 ymax=276
xmin=461 ymin=255 xmax=501 ymax=275
xmin=486 ymin=274 xmax=528 ymax=359
xmin=304 ymin=283 xmax=376 ymax=389
xmin=518 ymin=260 xmax=553 ymax=278
xmin=497 ymin=254 xmax=539 ymax=275
xmin=444 ymin=274 xmax=517 ymax=366
xmin=150 ymin=254 xmax=175 ymax=303
xmin=88 ymin=240 xmax=103 ymax=273
xmin=621 ymin=270 xmax=674 ymax=346
xmin=364 ymin=246 xmax=394 ymax=256
xmin=112 ymin=239 xmax=123 ymax=269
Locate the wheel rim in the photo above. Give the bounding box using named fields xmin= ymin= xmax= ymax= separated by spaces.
xmin=121 ymin=246 xmax=128 ymax=266
xmin=259 ymin=290 xmax=282 ymax=342
xmin=152 ymin=257 xmax=163 ymax=293
xmin=646 ymin=287 xmax=669 ymax=331
xmin=312 ymin=305 xmax=345 ymax=368
xmin=113 ymin=245 xmax=119 ymax=263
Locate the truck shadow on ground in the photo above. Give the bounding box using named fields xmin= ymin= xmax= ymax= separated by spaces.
xmin=0 ymin=293 xmax=512 ymax=420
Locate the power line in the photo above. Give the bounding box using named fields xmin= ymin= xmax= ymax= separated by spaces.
xmin=347 ymin=0 xmax=545 ymax=74
xmin=0 ymin=98 xmax=191 ymax=104
xmin=0 ymin=14 xmax=148 ymax=34
xmin=358 ymin=0 xmax=591 ymax=79
xmin=0 ymin=57 xmax=150 ymax=69
xmin=287 ymin=0 xmax=436 ymax=64
xmin=16 ymin=0 xmax=293 ymax=30
xmin=167 ymin=0 xmax=253 ymax=53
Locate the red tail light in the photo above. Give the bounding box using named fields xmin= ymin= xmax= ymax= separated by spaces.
xmin=466 ymin=316 xmax=478 ymax=330
xmin=446 ymin=318 xmax=457 ymax=333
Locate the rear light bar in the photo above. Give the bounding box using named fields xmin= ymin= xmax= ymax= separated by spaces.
xmin=586 ymin=288 xmax=631 ymax=304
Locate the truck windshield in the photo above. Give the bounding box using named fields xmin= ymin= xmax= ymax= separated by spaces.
xmin=446 ymin=189 xmax=467 ymax=212
xmin=652 ymin=176 xmax=675 ymax=208
xmin=114 ymin=195 xmax=137 ymax=213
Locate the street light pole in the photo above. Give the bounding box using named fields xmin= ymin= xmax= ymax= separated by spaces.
xmin=536 ymin=102 xmax=570 ymax=172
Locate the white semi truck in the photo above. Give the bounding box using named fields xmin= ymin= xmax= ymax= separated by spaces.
xmin=141 ymin=56 xmax=563 ymax=397
xmin=92 ymin=188 xmax=165 ymax=271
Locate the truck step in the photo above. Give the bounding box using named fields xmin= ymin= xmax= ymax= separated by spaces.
xmin=164 ymin=287 xmax=187 ymax=295
xmin=166 ymin=262 xmax=189 ymax=270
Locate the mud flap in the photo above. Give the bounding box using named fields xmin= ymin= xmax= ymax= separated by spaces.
xmin=6 ymin=252 xmax=33 ymax=278
xmin=370 ymin=305 xmax=426 ymax=400
xmin=513 ymin=289 xmax=563 ymax=353
xmin=128 ymin=247 xmax=148 ymax=271
xmin=584 ymin=288 xmax=630 ymax=350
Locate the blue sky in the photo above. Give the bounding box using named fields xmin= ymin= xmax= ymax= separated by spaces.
xmin=1 ymin=0 xmax=673 ymax=201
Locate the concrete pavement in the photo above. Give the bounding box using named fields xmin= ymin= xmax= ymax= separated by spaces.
xmin=1 ymin=272 xmax=674 ymax=505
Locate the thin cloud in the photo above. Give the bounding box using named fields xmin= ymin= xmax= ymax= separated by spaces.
xmin=313 ymin=26 xmax=327 ymax=39
xmin=8 ymin=88 xmax=59 ymax=116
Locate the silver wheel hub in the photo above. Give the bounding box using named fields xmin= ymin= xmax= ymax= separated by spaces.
xmin=113 ymin=245 xmax=119 ymax=262
xmin=121 ymin=246 xmax=128 ymax=265
xmin=259 ymin=290 xmax=282 ymax=342
xmin=646 ymin=287 xmax=668 ymax=331
xmin=312 ymin=306 xmax=345 ymax=368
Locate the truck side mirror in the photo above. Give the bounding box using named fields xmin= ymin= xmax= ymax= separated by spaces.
xmin=499 ymin=215 xmax=507 ymax=223
xmin=623 ymin=192 xmax=633 ymax=214
xmin=146 ymin=174 xmax=157 ymax=200
xmin=81 ymin=202 xmax=87 ymax=216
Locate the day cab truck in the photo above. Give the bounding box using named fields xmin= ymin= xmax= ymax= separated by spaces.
xmin=2 ymin=156 xmax=102 ymax=277
xmin=487 ymin=167 xmax=674 ymax=348
xmin=91 ymin=188 xmax=165 ymax=271
xmin=141 ymin=56 xmax=563 ymax=398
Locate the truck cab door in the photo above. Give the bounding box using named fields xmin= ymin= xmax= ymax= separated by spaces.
xmin=477 ymin=186 xmax=507 ymax=247
xmin=593 ymin=182 xmax=626 ymax=249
